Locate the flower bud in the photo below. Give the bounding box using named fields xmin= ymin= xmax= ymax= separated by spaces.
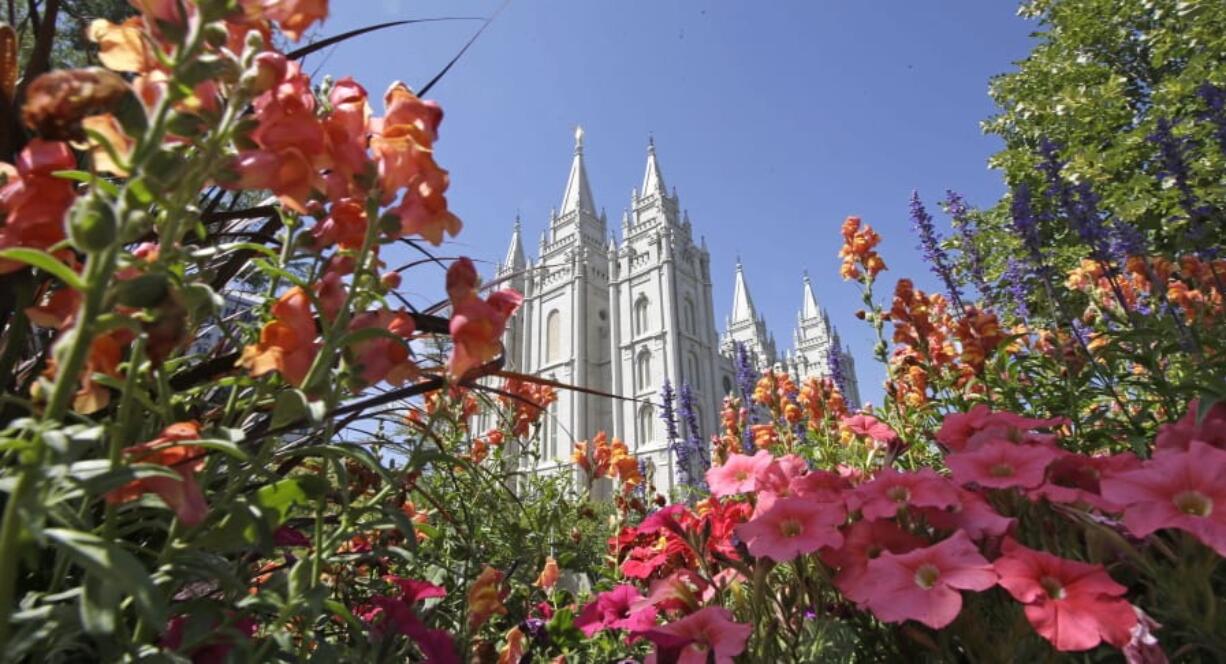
xmin=115 ymin=272 xmax=170 ymax=308
xmin=202 ymin=22 xmax=230 ymax=48
xmin=380 ymin=271 xmax=402 ymax=289
xmin=68 ymin=196 xmax=117 ymax=253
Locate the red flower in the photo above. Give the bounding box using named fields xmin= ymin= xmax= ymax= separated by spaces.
xmin=946 ymin=440 xmax=1059 ymax=490
xmin=642 ymin=606 xmax=751 ymax=664
xmin=1100 ymin=441 xmax=1226 ymax=556
xmin=734 ymin=496 xmax=845 ymax=562
xmin=850 ymin=468 xmax=960 ymax=521
xmin=858 ymin=531 xmax=997 ymax=629
xmin=574 ymin=585 xmax=658 ymax=637
xmin=1030 ymin=452 xmax=1140 ymax=512
xmin=994 ymin=539 xmax=1136 ymax=652
xmin=106 ymin=422 xmax=208 ymax=526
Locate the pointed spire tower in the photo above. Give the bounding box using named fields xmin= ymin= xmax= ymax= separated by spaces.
xmin=499 ymin=215 xmax=526 ymax=276
xmin=626 ymin=136 xmax=681 ymax=236
xmin=549 ymin=126 xmax=605 ymax=252
xmin=790 ymin=271 xmax=860 ymax=407
xmin=720 ymin=260 xmax=777 ymax=370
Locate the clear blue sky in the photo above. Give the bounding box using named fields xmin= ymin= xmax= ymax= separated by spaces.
xmin=316 ymin=1 xmax=1037 ymax=405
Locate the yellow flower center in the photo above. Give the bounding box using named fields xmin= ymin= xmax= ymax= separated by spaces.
xmin=914 ymin=563 xmax=941 ymax=589
xmin=989 ymin=463 xmax=1015 ymax=477
xmin=1174 ymin=490 xmax=1213 ymax=517
xmin=778 ymin=518 xmax=803 ymax=538
xmin=1039 ymin=575 xmax=1065 ymax=600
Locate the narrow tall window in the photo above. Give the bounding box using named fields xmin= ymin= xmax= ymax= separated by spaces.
xmin=637 ymin=404 xmax=654 ymax=445
xmin=634 ymin=296 xmax=650 ymax=335
xmin=636 ymin=350 xmax=652 ymax=391
xmin=546 ymin=310 xmax=561 ymax=362
xmin=688 ymin=352 xmax=701 ymax=389
xmin=684 ymin=297 xmax=696 ymax=334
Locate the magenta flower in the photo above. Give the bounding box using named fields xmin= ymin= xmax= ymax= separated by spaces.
xmin=994 ymin=539 xmax=1136 ymax=652
xmin=705 ymin=450 xmax=773 ymax=497
xmin=946 ymin=440 xmax=1060 ymax=490
xmin=735 ymin=496 xmax=846 ymax=562
xmin=642 ymin=606 xmax=752 ymax=664
xmin=858 ymin=531 xmax=997 ymax=629
xmin=851 ymin=468 xmax=961 ymax=520
xmin=1101 ymin=441 xmax=1226 ymax=556
xmin=575 ymin=584 xmax=659 ymax=637
xmin=1029 ymin=452 xmax=1140 ymax=512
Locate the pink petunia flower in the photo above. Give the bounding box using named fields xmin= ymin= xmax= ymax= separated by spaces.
xmin=946 ymin=439 xmax=1060 ymax=490
xmin=1100 ymin=441 xmax=1226 ymax=556
xmin=840 ymin=412 xmax=899 ymax=444
xmin=642 ymin=606 xmax=752 ymax=664
xmin=850 ymin=468 xmax=961 ymax=521
xmin=575 ymin=584 xmax=659 ymax=637
xmin=705 ymin=450 xmax=773 ymax=497
xmin=994 ymin=538 xmax=1136 ymax=652
xmin=1154 ymin=399 xmax=1226 ymax=454
xmin=920 ymin=488 xmax=1015 ymax=540
xmin=858 ymin=531 xmax=997 ymax=629
xmin=1029 ymin=451 xmax=1140 ymax=512
xmin=824 ymin=519 xmax=927 ymax=602
xmin=937 ymin=404 xmax=1066 ymax=453
xmin=734 ymin=497 xmax=846 ymax=562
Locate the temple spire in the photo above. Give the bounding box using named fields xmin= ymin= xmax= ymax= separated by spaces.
xmin=559 ymin=125 xmax=596 ymax=216
xmin=502 ymin=215 xmax=525 ymax=272
xmin=729 ymin=260 xmax=759 ymax=324
xmin=641 ymin=136 xmax=667 ymax=198
xmin=800 ymin=271 xmax=820 ymax=320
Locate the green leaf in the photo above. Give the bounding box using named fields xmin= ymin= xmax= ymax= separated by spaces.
xmin=80 ymin=573 xmax=120 ymax=635
xmin=174 ymin=438 xmax=250 ymax=462
xmin=270 ymin=389 xmax=326 ymax=430
xmin=0 ymin=248 xmax=85 ymax=290
xmin=51 ymin=170 xmax=120 ymax=197
xmin=45 ymin=528 xmax=166 ymax=628
xmin=254 ymin=476 xmax=328 ymax=526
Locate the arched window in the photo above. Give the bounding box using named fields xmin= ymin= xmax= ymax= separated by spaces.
xmin=684 ymin=297 xmax=696 ymax=334
xmin=545 ymin=310 xmax=561 ymax=362
xmin=634 ymin=296 xmax=650 ymax=336
xmin=544 ymin=398 xmax=558 ymax=459
xmin=687 ymin=352 xmax=701 ymax=389
xmin=636 ymin=350 xmax=652 ymax=391
xmin=637 ymin=404 xmax=654 ymax=445
xmin=722 ymin=376 xmax=733 ymax=394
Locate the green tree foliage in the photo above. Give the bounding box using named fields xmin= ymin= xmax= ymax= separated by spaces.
xmin=978 ymin=0 xmax=1226 ymax=271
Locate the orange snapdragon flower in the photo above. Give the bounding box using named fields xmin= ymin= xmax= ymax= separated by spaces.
xmin=954 ymin=307 xmax=1005 ymax=374
xmin=838 ymin=215 xmax=886 ymax=281
xmin=239 ymin=287 xmax=319 ymax=387
xmin=498 ymin=378 xmax=558 ymax=438
xmin=105 ymin=422 xmax=208 ymax=526
xmin=534 ymin=556 xmax=560 ymax=591
xmin=467 ymin=565 xmax=508 ymax=631
xmin=243 ymin=0 xmax=328 ymax=41
xmin=0 ymin=140 xmax=76 ymax=272
xmin=347 ymin=309 xmax=417 ymax=387
xmin=446 ymin=258 xmax=523 ymax=380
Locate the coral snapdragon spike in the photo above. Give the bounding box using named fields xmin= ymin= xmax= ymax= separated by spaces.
xmin=734 ymin=496 xmax=845 ymax=562
xmin=994 ymin=539 xmax=1137 ymax=652
xmin=838 ymin=215 xmax=886 ymax=281
xmin=446 ymin=257 xmax=523 ymax=380
xmin=239 ymin=286 xmax=319 ymax=387
xmin=105 ymin=422 xmax=208 ymax=526
xmin=642 ymin=606 xmax=752 ymax=664
xmin=857 ymin=531 xmax=997 ymax=629
xmin=466 ymin=565 xmax=507 ymax=631
xmin=0 ymin=139 xmax=76 ymax=273
xmin=1100 ymin=440 xmax=1226 ymax=556
xmin=946 ymin=439 xmax=1060 ymax=490
xmin=704 ymin=450 xmax=772 ymax=497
